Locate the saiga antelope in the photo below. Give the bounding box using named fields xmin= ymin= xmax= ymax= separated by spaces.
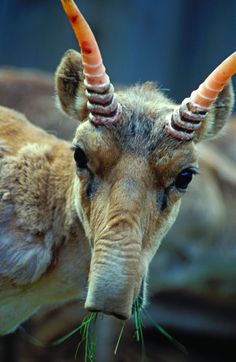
xmin=0 ymin=0 xmax=235 ymax=335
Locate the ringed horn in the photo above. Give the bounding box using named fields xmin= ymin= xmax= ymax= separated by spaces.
xmin=165 ymin=51 xmax=236 ymax=141
xmin=61 ymin=0 xmax=122 ymax=125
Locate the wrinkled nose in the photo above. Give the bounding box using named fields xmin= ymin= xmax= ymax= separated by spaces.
xmin=85 ymin=204 xmax=144 ymax=319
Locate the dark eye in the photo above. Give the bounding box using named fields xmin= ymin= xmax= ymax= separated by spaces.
xmin=175 ymin=168 xmax=196 ymax=191
xmin=74 ymin=147 xmax=88 ymax=169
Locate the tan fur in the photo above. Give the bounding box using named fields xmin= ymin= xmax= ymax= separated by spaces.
xmin=0 ymin=49 xmax=234 ymax=333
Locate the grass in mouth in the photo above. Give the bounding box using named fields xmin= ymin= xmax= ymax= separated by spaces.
xmin=131 ymin=296 xmax=188 ymax=356
xmin=52 ymin=312 xmax=98 ymax=361
xmin=132 ymin=296 xmax=146 ymax=361
xmin=21 ymin=297 xmax=187 ymax=360
xmin=20 ymin=312 xmax=99 ymax=361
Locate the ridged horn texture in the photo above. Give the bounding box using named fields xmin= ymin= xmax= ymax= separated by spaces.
xmin=165 ymin=51 xmax=236 ymax=141
xmin=61 ymin=0 xmax=121 ymax=125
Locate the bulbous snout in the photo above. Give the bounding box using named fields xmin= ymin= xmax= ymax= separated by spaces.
xmin=85 ymin=274 xmax=135 ymax=320
xmin=84 ymin=241 xmax=144 ymax=320
xmin=85 ymin=172 xmax=147 ymax=319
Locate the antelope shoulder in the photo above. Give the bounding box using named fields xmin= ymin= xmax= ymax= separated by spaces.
xmin=0 ymin=106 xmax=76 ymax=288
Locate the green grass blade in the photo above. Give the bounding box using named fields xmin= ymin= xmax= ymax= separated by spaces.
xmin=143 ymin=309 xmax=188 ymax=355
xmin=114 ymin=323 xmax=125 ymax=355
xmin=51 ymin=324 xmax=84 ymax=346
xmin=20 ymin=312 xmax=97 ymax=362
xmin=74 ymin=312 xmax=97 ymax=362
xmin=52 ymin=312 xmax=97 ymax=347
xmin=74 ymin=337 xmax=85 ymax=360
xmin=134 ymin=306 xmax=140 ymax=342
xmin=134 ymin=299 xmax=146 ymax=361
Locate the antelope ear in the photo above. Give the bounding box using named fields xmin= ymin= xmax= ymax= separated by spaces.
xmin=195 ymin=81 xmax=235 ymax=142
xmin=55 ymin=49 xmax=89 ymax=121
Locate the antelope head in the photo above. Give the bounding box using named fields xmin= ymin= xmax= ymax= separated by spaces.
xmin=57 ymin=0 xmax=235 ymax=319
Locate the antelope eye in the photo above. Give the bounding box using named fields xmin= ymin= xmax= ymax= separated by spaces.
xmin=74 ymin=147 xmax=88 ymax=169
xmin=175 ymin=168 xmax=196 ymax=190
